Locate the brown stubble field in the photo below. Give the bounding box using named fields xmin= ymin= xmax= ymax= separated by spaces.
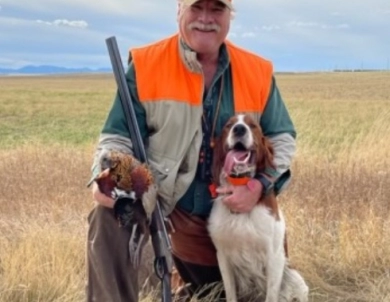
xmin=0 ymin=72 xmax=389 ymax=302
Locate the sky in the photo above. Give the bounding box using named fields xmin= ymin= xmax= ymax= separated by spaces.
xmin=1 ymin=0 xmax=390 ymax=72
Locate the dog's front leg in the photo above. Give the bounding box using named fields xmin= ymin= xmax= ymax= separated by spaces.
xmin=264 ymin=250 xmax=285 ymax=302
xmin=217 ymin=250 xmax=237 ymax=302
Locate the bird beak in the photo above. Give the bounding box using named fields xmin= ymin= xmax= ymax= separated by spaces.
xmin=98 ymin=168 xmax=111 ymax=178
xmin=86 ymin=168 xmax=111 ymax=188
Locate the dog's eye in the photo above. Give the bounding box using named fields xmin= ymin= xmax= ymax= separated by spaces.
xmin=225 ymin=122 xmax=234 ymax=128
xmin=249 ymin=123 xmax=257 ymax=129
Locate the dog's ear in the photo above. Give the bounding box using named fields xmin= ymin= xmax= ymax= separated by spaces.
xmin=256 ymin=135 xmax=275 ymax=172
xmin=211 ymin=136 xmax=225 ymax=186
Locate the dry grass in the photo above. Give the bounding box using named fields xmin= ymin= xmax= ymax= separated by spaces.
xmin=0 ymin=72 xmax=389 ymax=301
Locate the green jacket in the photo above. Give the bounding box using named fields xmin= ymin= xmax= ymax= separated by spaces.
xmin=91 ymin=37 xmax=296 ymax=217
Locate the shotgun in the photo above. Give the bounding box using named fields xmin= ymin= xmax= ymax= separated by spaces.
xmin=105 ymin=36 xmax=173 ymax=302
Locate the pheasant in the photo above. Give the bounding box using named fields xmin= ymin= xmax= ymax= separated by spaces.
xmin=90 ymin=149 xmax=158 ymax=268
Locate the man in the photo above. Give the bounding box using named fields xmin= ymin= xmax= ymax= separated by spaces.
xmin=87 ymin=0 xmax=296 ymax=301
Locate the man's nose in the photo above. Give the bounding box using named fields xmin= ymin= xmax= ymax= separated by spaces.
xmin=197 ymin=9 xmax=214 ymax=23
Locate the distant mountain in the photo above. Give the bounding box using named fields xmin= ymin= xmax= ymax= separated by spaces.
xmin=0 ymin=65 xmax=112 ymax=75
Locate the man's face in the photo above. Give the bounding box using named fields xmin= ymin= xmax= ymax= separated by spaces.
xmin=178 ymin=0 xmax=231 ymax=56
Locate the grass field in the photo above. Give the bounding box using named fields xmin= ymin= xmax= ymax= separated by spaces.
xmin=0 ymin=72 xmax=389 ymax=302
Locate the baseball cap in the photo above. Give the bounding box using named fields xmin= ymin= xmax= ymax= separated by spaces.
xmin=181 ymin=0 xmax=233 ymax=10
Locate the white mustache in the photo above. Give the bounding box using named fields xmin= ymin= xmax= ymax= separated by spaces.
xmin=188 ymin=22 xmax=221 ymax=32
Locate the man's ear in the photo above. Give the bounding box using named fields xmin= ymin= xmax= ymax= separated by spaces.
xmin=177 ymin=2 xmax=189 ymax=22
xmin=177 ymin=3 xmax=182 ymax=23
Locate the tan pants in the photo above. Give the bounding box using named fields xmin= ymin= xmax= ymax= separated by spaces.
xmin=86 ymin=205 xmax=223 ymax=302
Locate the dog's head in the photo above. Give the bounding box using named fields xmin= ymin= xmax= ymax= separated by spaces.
xmin=212 ymin=114 xmax=275 ymax=186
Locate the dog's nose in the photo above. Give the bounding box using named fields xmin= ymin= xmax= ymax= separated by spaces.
xmin=233 ymin=124 xmax=247 ymax=137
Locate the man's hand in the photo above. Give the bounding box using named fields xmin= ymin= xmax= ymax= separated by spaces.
xmin=92 ymin=182 xmax=115 ymax=208
xmin=216 ymin=179 xmax=263 ymax=213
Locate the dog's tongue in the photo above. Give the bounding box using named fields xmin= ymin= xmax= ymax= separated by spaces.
xmin=224 ymin=150 xmax=250 ymax=174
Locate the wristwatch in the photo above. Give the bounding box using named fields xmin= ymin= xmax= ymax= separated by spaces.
xmin=255 ymin=174 xmax=274 ymax=197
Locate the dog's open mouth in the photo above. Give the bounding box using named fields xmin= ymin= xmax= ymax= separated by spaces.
xmin=223 ymin=148 xmax=255 ymax=177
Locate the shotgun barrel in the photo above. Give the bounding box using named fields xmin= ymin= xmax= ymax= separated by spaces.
xmin=105 ymin=36 xmax=173 ymax=302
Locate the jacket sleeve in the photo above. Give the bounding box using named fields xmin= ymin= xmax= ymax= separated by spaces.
xmin=260 ymin=76 xmax=297 ymax=193
xmin=88 ymin=61 xmax=148 ymax=184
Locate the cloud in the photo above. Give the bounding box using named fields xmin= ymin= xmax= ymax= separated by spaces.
xmin=0 ymin=16 xmax=108 ymax=55
xmin=322 ymin=23 xmax=350 ymax=29
xmin=287 ymin=21 xmax=318 ymax=28
xmin=261 ymin=25 xmax=281 ymax=32
xmin=228 ymin=18 xmax=349 ymax=43
xmin=229 ymin=24 xmax=258 ymax=39
xmin=287 ymin=21 xmax=350 ymax=30
xmin=0 ymin=15 xmax=168 ymax=69
xmin=242 ymin=32 xmax=256 ymax=38
xmin=36 ymin=19 xmax=88 ymax=28
xmin=1 ymin=0 xmax=175 ymax=21
xmin=1 ymin=0 xmax=390 ymax=71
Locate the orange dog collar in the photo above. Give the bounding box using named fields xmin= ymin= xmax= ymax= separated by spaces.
xmin=227 ymin=176 xmax=251 ymax=186
xmin=209 ymin=183 xmax=218 ymax=198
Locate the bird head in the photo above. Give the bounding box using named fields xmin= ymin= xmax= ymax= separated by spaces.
xmin=91 ymin=149 xmax=125 ymax=197
xmin=100 ymin=151 xmax=120 ymax=171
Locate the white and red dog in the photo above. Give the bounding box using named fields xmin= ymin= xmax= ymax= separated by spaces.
xmin=207 ymin=114 xmax=308 ymax=302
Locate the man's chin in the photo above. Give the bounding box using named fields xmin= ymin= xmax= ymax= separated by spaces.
xmin=188 ymin=40 xmax=221 ymax=56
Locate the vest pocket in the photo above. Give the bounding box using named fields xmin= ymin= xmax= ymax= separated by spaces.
xmin=147 ymin=149 xmax=178 ymax=204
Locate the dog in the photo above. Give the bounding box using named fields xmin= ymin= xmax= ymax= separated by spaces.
xmin=207 ymin=114 xmax=309 ymax=302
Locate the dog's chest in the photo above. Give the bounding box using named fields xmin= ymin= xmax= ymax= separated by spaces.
xmin=208 ymin=199 xmax=284 ymax=248
xmin=208 ymin=200 xmax=285 ymax=293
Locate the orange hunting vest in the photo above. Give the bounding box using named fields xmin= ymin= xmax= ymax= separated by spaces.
xmin=129 ymin=33 xmax=273 ymax=114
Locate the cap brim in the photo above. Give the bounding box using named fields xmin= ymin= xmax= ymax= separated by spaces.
xmin=183 ymin=0 xmax=233 ymax=10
